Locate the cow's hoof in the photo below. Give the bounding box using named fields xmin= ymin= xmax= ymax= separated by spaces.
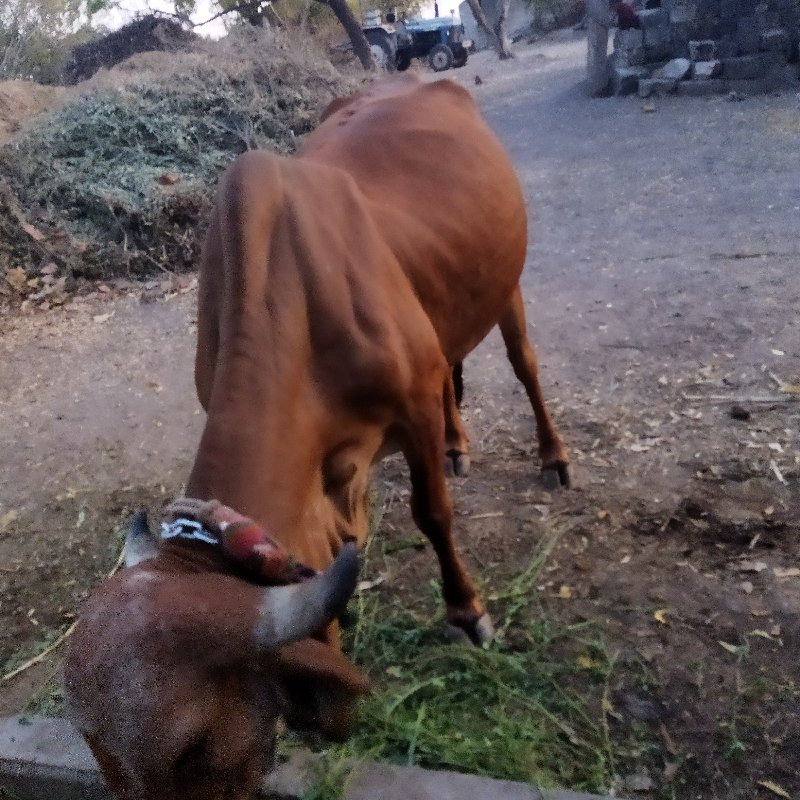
xmin=444 ymin=613 xmax=494 ymax=646
xmin=445 ymin=450 xmax=470 ymax=478
xmin=541 ymin=460 xmax=570 ymax=489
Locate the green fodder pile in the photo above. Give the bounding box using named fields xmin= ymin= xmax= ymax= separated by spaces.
xmin=0 ymin=28 xmax=360 ymax=287
xmin=286 ymin=518 xmax=651 ymax=799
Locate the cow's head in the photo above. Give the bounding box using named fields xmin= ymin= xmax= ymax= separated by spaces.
xmin=64 ymin=511 xmax=368 ymax=800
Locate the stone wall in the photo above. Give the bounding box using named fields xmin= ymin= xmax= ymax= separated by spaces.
xmin=606 ymin=0 xmax=800 ymax=95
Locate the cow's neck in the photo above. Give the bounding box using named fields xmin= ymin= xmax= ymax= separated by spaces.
xmin=185 ymin=338 xmax=333 ymax=565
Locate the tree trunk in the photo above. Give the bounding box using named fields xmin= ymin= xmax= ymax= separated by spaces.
xmin=463 ymin=0 xmax=513 ymax=59
xmin=493 ymin=0 xmax=514 ymax=59
xmin=317 ymin=0 xmax=376 ymax=71
xmin=585 ymin=0 xmax=610 ymax=95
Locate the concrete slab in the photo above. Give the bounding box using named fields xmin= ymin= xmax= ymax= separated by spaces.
xmin=345 ymin=762 xmax=617 ymax=800
xmin=1 ymin=717 xmax=623 ymax=800
xmin=0 ymin=715 xmax=109 ymax=800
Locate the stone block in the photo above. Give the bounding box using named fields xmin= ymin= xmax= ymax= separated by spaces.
xmin=689 ymin=39 xmax=718 ymax=59
xmin=642 ymin=27 xmax=674 ymax=61
xmin=737 ymin=15 xmax=762 ymax=53
xmin=722 ymin=52 xmax=779 ymax=78
xmin=716 ymin=37 xmax=738 ymax=58
xmin=693 ymin=59 xmax=723 ymax=77
xmin=638 ymin=77 xmax=679 ymax=96
xmin=760 ymin=28 xmax=791 ymax=55
xmin=614 ymin=27 xmax=644 ymax=50
xmin=669 ymin=0 xmax=697 ymax=24
xmin=654 ymin=56 xmax=693 ymax=78
xmin=678 ymin=77 xmax=726 ymax=94
xmin=638 ymin=7 xmax=669 ymax=29
xmin=612 ymin=65 xmax=648 ymax=94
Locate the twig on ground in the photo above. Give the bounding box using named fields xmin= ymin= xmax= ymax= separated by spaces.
xmin=682 ymin=393 xmax=798 ymax=404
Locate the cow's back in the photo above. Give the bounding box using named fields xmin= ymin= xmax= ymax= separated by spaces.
xmin=297 ymin=76 xmax=527 ymax=363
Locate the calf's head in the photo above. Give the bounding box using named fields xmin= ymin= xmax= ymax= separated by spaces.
xmin=65 ymin=512 xmax=368 ymax=800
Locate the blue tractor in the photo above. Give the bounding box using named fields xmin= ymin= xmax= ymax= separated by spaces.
xmin=362 ymin=13 xmax=470 ymax=72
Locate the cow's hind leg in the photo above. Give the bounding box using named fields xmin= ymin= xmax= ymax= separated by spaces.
xmin=404 ymin=380 xmax=492 ymax=644
xmin=444 ymin=371 xmax=470 ymax=477
xmin=499 ymin=287 xmax=570 ymax=488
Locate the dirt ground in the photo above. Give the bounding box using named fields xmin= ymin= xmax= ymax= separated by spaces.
xmin=1 ymin=30 xmax=799 ymax=799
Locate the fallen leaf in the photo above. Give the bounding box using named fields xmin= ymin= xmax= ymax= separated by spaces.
xmin=770 ymin=460 xmax=788 ymax=485
xmin=770 ymin=624 xmax=781 ymax=636
xmin=663 ymin=762 xmax=679 ymax=782
xmin=770 ymin=349 xmax=785 ymax=357
xmin=624 ymin=770 xmax=653 ymax=791
xmin=751 ymin=609 xmax=769 ymax=617
xmin=5 ymin=267 xmax=27 ymax=293
xmin=21 ymin=221 xmax=45 ymax=241
xmin=596 ymin=509 xmax=609 ymax=520
xmin=145 ymin=380 xmax=163 ymax=393
xmin=0 ymin=509 xmax=20 ymax=533
xmin=620 ymin=554 xmax=631 ymax=564
xmin=774 ymin=567 xmax=800 ymax=578
xmin=738 ymin=560 xmax=768 ymax=573
xmin=659 ymin=722 xmax=678 ymax=755
xmin=719 ymin=640 xmax=744 ymax=655
xmin=750 ymin=629 xmax=774 ymax=640
xmin=601 ymin=696 xmax=614 ymax=713
xmin=757 ymin=780 xmax=791 ymax=799
xmin=356 ymin=575 xmax=386 ymax=593
xmin=156 ymin=172 xmax=181 ymax=186
xmin=576 ymin=654 xmax=596 ymax=669
xmin=40 ymin=262 xmax=58 ymax=275
xmin=558 ymin=584 xmax=572 ymax=599
xmin=654 ymin=608 xmax=669 ymax=625
xmin=93 ymin=312 xmax=112 ymax=324
xmin=741 ymin=581 xmax=754 ymax=594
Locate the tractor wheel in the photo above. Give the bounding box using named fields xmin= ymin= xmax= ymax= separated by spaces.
xmin=452 ymin=46 xmax=468 ymax=68
xmin=396 ymin=50 xmax=412 ymax=71
xmin=428 ymin=43 xmax=454 ymax=72
xmin=365 ymin=29 xmax=396 ymax=72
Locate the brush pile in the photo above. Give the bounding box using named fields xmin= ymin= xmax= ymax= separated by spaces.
xmin=0 ymin=28 xmax=359 ymax=295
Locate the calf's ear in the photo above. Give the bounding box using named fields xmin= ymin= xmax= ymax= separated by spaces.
xmin=274 ymin=639 xmax=370 ymax=741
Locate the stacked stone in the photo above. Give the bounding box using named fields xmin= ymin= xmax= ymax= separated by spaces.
xmin=608 ymin=0 xmax=799 ymax=96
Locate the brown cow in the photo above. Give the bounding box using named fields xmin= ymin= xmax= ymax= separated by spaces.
xmin=65 ymin=74 xmax=568 ymax=800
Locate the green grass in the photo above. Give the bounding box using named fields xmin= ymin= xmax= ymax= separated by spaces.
xmin=296 ymin=517 xmax=629 ymax=799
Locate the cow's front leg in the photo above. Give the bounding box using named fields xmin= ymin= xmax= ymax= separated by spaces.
xmin=444 ymin=371 xmax=470 ymax=477
xmin=404 ymin=386 xmax=493 ymax=645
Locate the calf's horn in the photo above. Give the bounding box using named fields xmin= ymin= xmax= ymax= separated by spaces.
xmin=124 ymin=510 xmax=159 ymax=568
xmin=254 ymin=542 xmax=359 ymax=648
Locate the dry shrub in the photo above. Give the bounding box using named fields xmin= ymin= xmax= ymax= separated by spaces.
xmin=0 ymin=26 xmax=362 ymax=285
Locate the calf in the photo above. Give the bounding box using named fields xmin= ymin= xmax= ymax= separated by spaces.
xmin=65 ymin=74 xmax=568 ymax=800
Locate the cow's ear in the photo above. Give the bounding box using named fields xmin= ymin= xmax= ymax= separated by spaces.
xmin=273 ymin=639 xmax=370 ymax=741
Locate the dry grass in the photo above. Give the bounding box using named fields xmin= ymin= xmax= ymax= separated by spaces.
xmin=0 ymin=26 xmax=362 ymax=286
